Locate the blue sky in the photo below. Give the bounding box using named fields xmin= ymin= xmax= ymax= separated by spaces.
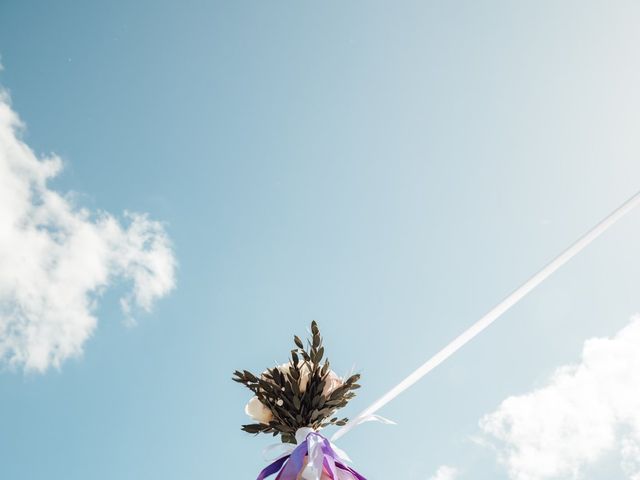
xmin=1 ymin=1 xmax=640 ymax=479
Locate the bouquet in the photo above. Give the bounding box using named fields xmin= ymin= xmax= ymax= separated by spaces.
xmin=233 ymin=321 xmax=366 ymax=480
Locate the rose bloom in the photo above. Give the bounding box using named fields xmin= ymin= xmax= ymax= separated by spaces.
xmin=246 ymin=364 xmax=344 ymax=423
xmin=271 ymin=362 xmax=342 ymax=397
xmin=244 ymin=396 xmax=273 ymax=424
xmin=322 ymin=370 xmax=342 ymax=397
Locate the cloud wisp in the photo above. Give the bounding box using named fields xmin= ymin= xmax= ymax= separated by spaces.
xmin=429 ymin=465 xmax=460 ymax=480
xmin=0 ymin=89 xmax=176 ymax=372
xmin=480 ymin=316 xmax=640 ymax=480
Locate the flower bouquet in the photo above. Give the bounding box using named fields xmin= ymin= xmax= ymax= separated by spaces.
xmin=233 ymin=321 xmax=366 ymax=480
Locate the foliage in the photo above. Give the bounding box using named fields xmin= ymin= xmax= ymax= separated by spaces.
xmin=233 ymin=321 xmax=361 ymax=444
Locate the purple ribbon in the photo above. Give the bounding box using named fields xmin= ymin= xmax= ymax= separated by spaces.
xmin=257 ymin=432 xmax=366 ymax=480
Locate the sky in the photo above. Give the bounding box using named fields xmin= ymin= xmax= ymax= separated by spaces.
xmin=1 ymin=1 xmax=640 ymax=479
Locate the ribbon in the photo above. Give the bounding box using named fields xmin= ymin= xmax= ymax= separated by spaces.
xmin=332 ymin=190 xmax=640 ymax=441
xmin=255 ymin=190 xmax=640 ymax=478
xmin=257 ymin=428 xmax=366 ymax=480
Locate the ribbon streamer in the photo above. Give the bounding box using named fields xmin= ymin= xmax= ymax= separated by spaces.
xmin=258 ymin=429 xmax=365 ymax=480
xmin=332 ymin=190 xmax=640 ymax=442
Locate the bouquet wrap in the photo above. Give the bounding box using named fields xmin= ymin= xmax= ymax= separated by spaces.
xmin=258 ymin=428 xmax=364 ymax=480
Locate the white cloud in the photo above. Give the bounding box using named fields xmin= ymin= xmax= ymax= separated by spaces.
xmin=429 ymin=465 xmax=460 ymax=480
xmin=480 ymin=316 xmax=640 ymax=480
xmin=0 ymin=88 xmax=176 ymax=372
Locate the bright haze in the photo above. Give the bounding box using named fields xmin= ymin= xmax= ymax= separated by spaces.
xmin=1 ymin=2 xmax=640 ymax=480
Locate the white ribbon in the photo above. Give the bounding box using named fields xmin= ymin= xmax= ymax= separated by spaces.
xmin=299 ymin=427 xmax=359 ymax=480
xmin=263 ymin=427 xmax=363 ymax=480
xmin=332 ymin=189 xmax=640 ymax=442
xmin=263 ymin=413 xmax=395 ymax=463
xmin=262 ymin=427 xmax=352 ymax=462
xmin=302 ymin=429 xmax=330 ymax=479
xmin=262 ymin=441 xmax=297 ymax=463
xmin=343 ymin=414 xmax=396 ymax=429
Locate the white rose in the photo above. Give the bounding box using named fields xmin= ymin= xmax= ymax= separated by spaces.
xmin=322 ymin=370 xmax=343 ymax=397
xmin=271 ymin=362 xmax=311 ymax=392
xmin=244 ymin=396 xmax=273 ymax=424
xmin=266 ymin=363 xmax=342 ymax=397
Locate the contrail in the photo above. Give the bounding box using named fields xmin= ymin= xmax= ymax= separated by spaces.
xmin=332 ymin=190 xmax=640 ymax=442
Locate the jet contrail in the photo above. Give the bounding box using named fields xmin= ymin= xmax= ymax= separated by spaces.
xmin=332 ymin=190 xmax=640 ymax=442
